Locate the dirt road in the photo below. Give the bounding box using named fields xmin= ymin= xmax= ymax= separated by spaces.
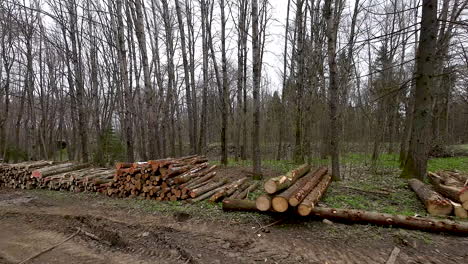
xmin=0 ymin=188 xmax=467 ymax=264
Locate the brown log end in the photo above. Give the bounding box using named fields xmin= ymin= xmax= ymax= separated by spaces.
xmin=272 ymin=196 xmax=288 ymax=212
xmin=264 ymin=180 xmax=277 ymax=194
xmin=297 ymin=204 xmax=312 ymax=216
xmin=256 ymin=194 xmax=272 ymax=211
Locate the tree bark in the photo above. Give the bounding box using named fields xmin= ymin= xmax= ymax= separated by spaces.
xmin=251 ymin=0 xmax=262 ymax=178
xmin=409 ymin=178 xmax=453 ymax=216
xmin=264 ymin=164 xmax=311 ymax=194
xmin=401 ymin=0 xmax=438 ymax=180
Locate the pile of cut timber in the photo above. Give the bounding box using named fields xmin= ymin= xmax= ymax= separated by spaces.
xmin=106 ymin=155 xmax=258 ymax=202
xmin=413 ymin=170 xmax=468 ymax=218
xmin=0 ymin=161 xmax=114 ymax=193
xmin=255 ymin=164 xmax=331 ymax=215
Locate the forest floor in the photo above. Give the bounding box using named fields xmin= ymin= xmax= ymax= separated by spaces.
xmin=1 ymin=154 xmax=468 ymax=263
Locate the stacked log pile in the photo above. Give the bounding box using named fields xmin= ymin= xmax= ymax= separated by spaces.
xmin=255 ymin=164 xmax=331 ymax=215
xmin=106 ymin=155 xmax=258 ymax=202
xmin=0 ymin=161 xmax=114 ymax=192
xmin=414 ymin=170 xmax=468 ymax=218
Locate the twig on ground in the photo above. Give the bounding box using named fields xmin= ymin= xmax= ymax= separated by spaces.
xmin=18 ymin=228 xmax=81 ymax=264
xmin=385 ymin=247 xmax=401 ymax=264
xmin=254 ymin=218 xmax=285 ymax=233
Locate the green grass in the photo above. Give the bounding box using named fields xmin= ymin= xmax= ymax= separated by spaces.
xmin=428 ymin=156 xmax=468 ymax=172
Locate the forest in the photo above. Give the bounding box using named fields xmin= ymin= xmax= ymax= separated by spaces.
xmin=0 ymin=0 xmax=467 ymax=181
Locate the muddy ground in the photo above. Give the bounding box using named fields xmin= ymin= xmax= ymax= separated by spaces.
xmin=1 ymin=180 xmax=468 ymax=263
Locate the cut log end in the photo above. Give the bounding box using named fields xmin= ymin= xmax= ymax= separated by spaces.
xmin=256 ymin=195 xmax=272 ymax=211
xmin=297 ymin=204 xmax=312 ymax=216
xmin=272 ymin=196 xmax=288 ymax=212
xmin=264 ymin=180 xmax=277 ymax=194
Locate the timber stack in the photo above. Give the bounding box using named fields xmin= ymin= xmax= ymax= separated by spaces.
xmin=0 ymin=161 xmax=114 ymax=193
xmin=254 ymin=164 xmax=331 ymax=216
xmin=410 ymin=170 xmax=468 ymax=218
xmin=106 ymin=155 xmax=256 ymax=202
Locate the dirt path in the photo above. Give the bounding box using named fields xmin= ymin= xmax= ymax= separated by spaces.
xmin=1 ymin=188 xmax=467 ymax=264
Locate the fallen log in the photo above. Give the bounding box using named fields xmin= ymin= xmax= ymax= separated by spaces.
xmin=264 ymin=164 xmax=311 ymax=194
xmin=272 ymin=175 xmax=312 ymax=212
xmin=311 ymin=207 xmax=468 ymax=235
xmin=297 ymin=174 xmax=332 ymax=216
xmin=210 ymin=177 xmax=248 ymax=202
xmin=229 ymin=181 xmax=251 ymax=199
xmin=256 ymin=194 xmax=273 ymax=211
xmin=220 ymin=200 xmax=468 ymax=234
xmin=235 ymin=181 xmax=259 ymax=200
xmin=409 ymin=179 xmax=453 ymax=216
xmin=191 ymin=182 xmax=231 ymax=202
xmin=289 ymin=167 xmax=328 ymax=207
xmin=428 ymin=172 xmax=463 ymax=202
xmin=189 ymin=179 xmax=228 ymax=198
xmin=222 ymin=198 xmax=259 ymax=212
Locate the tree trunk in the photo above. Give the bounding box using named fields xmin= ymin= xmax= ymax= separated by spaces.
xmin=175 ymin=0 xmax=196 ymax=154
xmin=324 ymin=0 xmax=341 ymax=181
xmin=251 ymin=0 xmax=262 ymax=178
xmin=401 ymin=0 xmax=438 ymax=180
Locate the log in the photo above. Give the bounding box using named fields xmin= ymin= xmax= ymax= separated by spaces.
xmin=463 ymin=201 xmax=468 ymax=211
xmin=236 ymin=181 xmax=259 ymax=200
xmin=428 ymin=172 xmax=464 ymax=203
xmin=272 ymin=175 xmax=312 ymax=212
xmin=264 ymin=164 xmax=311 ymax=194
xmin=297 ymin=174 xmax=332 ymax=216
xmin=173 ymin=163 xmax=209 ymax=184
xmin=209 ymin=177 xmax=248 ymax=202
xmin=219 ymin=200 xmax=468 ymax=235
xmin=32 ymin=163 xmax=90 ymax=178
xmin=450 ymin=201 xmax=468 ymax=219
xmin=191 ymin=183 xmax=231 ymax=202
xmin=185 ymin=168 xmax=217 ymax=189
xmin=222 ymin=198 xmax=258 ymax=211
xmin=310 ymin=207 xmax=468 ymax=235
xmin=115 ymin=162 xmax=133 ymax=169
xmin=256 ymin=194 xmax=273 ymax=211
xmin=460 ymin=187 xmax=468 ymax=203
xmin=229 ymin=181 xmax=251 ymax=198
xmin=289 ymin=167 xmax=328 ymax=206
xmin=189 ymin=179 xmax=228 ymax=198
xmin=409 ymin=179 xmax=453 ymax=216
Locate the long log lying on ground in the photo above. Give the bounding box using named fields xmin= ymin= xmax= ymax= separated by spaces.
xmin=272 ymin=174 xmax=313 ymax=212
xmin=289 ymin=167 xmax=328 ymax=206
xmin=222 ymin=198 xmax=259 ymax=212
xmin=222 ymin=199 xmax=468 ymax=234
xmin=264 ymin=164 xmax=311 ymax=194
xmin=409 ymin=179 xmax=453 ymax=216
xmin=298 ymin=174 xmax=332 ymax=216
